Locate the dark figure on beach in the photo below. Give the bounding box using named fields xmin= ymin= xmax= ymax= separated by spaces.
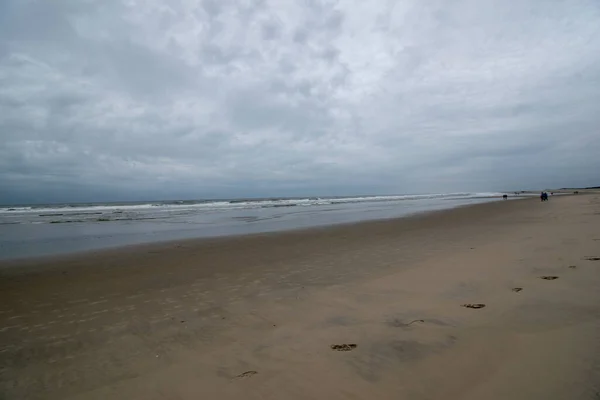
xmin=540 ymin=192 xmax=548 ymax=202
xmin=503 ymin=194 xmax=508 ymax=200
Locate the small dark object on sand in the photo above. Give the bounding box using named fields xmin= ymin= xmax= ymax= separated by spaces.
xmin=569 ymin=265 xmax=577 ymax=269
xmin=236 ymin=371 xmax=257 ymax=379
xmin=540 ymin=276 xmax=559 ymax=280
xmin=462 ymin=303 xmax=486 ymax=309
xmin=512 ymin=287 xmax=523 ymax=292
xmin=584 ymin=257 xmax=600 ymax=261
xmin=331 ymin=344 xmax=357 ymax=351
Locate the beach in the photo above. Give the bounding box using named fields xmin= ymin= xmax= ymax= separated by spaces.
xmin=1 ymin=193 xmax=600 ymax=399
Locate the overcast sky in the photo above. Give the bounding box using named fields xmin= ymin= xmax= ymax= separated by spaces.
xmin=1 ymin=0 xmax=599 ymax=203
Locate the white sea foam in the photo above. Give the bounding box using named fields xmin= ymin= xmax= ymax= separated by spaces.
xmin=0 ymin=192 xmax=512 ymax=222
xmin=1 ymin=192 xmax=525 ymax=259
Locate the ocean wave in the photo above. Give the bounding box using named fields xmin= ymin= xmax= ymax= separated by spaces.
xmin=2 ymin=207 xmax=33 ymax=212
xmin=0 ymin=192 xmax=509 ymax=217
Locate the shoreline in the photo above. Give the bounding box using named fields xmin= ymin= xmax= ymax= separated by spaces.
xmin=0 ymin=196 xmax=527 ymax=271
xmin=0 ymin=194 xmax=513 ymax=263
xmin=2 ymin=194 xmax=599 ymax=400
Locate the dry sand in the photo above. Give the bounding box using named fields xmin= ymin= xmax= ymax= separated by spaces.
xmin=1 ymin=194 xmax=600 ymax=400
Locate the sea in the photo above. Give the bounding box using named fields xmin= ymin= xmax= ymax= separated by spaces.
xmin=0 ymin=192 xmax=520 ymax=260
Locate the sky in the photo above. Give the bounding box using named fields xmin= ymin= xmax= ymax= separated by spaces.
xmin=1 ymin=0 xmax=599 ymax=204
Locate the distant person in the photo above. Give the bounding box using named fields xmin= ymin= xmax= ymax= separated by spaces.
xmin=503 ymin=194 xmax=508 ymax=200
xmin=540 ymin=192 xmax=548 ymax=202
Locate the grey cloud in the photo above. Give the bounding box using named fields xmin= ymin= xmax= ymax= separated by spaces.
xmin=292 ymin=29 xmax=309 ymax=44
xmin=99 ymin=40 xmax=199 ymax=97
xmin=1 ymin=0 xmax=600 ymax=204
xmin=201 ymin=0 xmax=223 ymax=16
xmin=261 ymin=20 xmax=282 ymax=41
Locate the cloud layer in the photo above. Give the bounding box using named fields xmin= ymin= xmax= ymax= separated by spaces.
xmin=1 ymin=0 xmax=600 ymax=203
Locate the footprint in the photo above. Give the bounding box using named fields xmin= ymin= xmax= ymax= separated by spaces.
xmin=569 ymin=265 xmax=577 ymax=269
xmin=512 ymin=287 xmax=523 ymax=292
xmin=235 ymin=371 xmax=258 ymax=379
xmin=540 ymin=276 xmax=559 ymax=280
xmin=461 ymin=304 xmax=486 ymax=309
xmin=330 ymin=344 xmax=357 ymax=351
xmin=584 ymin=257 xmax=600 ymax=261
xmin=387 ymin=319 xmax=425 ymax=328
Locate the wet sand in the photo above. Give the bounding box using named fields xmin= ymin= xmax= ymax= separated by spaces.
xmin=1 ymin=194 xmax=600 ymax=399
